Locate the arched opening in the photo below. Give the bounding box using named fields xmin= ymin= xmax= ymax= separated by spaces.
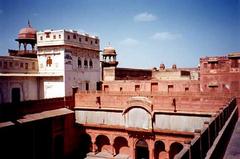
xmin=11 ymin=88 xmax=21 ymax=103
xmin=169 ymin=142 xmax=183 ymax=159
xmin=113 ymin=136 xmax=129 ymax=155
xmin=154 ymin=140 xmax=166 ymax=159
xmin=95 ymin=135 xmax=110 ymax=153
xmin=79 ymin=134 xmax=92 ymax=158
xmin=135 ymin=140 xmax=149 ymax=159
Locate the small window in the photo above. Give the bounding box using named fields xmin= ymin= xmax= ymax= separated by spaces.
xmin=25 ymin=63 xmax=28 ymax=69
xmin=73 ymin=34 xmax=76 ymax=39
xmin=168 ymin=85 xmax=174 ymax=93
xmin=90 ymin=41 xmax=93 ymax=44
xmin=204 ymin=63 xmax=207 ymax=68
xmin=40 ymin=36 xmax=43 ymax=40
xmin=45 ymin=33 xmax=50 ymax=38
xmin=89 ymin=59 xmax=93 ymax=68
xmin=95 ymin=39 xmax=98 ymax=44
xmin=185 ymin=87 xmax=189 ymax=92
xmin=79 ymin=38 xmax=81 ymax=42
xmin=67 ymin=35 xmax=70 ymax=40
xmin=20 ymin=63 xmax=23 ymax=68
xmin=53 ymin=35 xmax=56 ymax=39
xmin=32 ymin=62 xmax=35 ymax=70
xmin=0 ymin=61 xmax=2 ymax=67
xmin=104 ymin=85 xmax=109 ymax=92
xmin=231 ymin=59 xmax=238 ymax=68
xmin=120 ymin=87 xmax=123 ymax=92
xmin=78 ymin=58 xmax=82 ymax=68
xmin=135 ymin=85 xmax=140 ymax=92
xmin=4 ymin=62 xmax=8 ymax=69
xmin=85 ymin=37 xmax=88 ymax=42
xmin=59 ymin=34 xmax=61 ymax=39
xmin=84 ymin=59 xmax=88 ymax=68
xmin=9 ymin=62 xmax=13 ymax=67
xmin=46 ymin=56 xmax=52 ymax=67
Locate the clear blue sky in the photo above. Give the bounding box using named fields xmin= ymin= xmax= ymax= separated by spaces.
xmin=0 ymin=0 xmax=239 ymax=68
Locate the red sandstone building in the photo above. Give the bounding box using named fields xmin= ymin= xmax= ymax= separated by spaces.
xmin=0 ymin=25 xmax=239 ymax=159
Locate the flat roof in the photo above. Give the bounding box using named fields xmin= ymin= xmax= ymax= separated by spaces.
xmin=0 ymin=73 xmax=63 ymax=77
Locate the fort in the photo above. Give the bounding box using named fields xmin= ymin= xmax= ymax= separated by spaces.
xmin=0 ymin=23 xmax=239 ymax=159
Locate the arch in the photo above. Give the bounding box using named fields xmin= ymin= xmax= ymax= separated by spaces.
xmin=95 ymin=135 xmax=110 ymax=153
xmin=135 ymin=140 xmax=149 ymax=159
xmin=113 ymin=136 xmax=129 ymax=155
xmin=89 ymin=59 xmax=93 ymax=68
xmin=123 ymin=96 xmax=152 ymax=115
xmin=124 ymin=107 xmax=152 ymax=130
xmin=169 ymin=142 xmax=183 ymax=159
xmin=78 ymin=57 xmax=82 ymax=68
xmin=84 ymin=59 xmax=88 ymax=68
xmin=154 ymin=140 xmax=166 ymax=159
xmin=79 ymin=133 xmax=92 ymax=158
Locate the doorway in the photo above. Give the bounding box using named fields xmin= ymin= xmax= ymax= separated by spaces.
xmin=11 ymin=88 xmax=21 ymax=103
xmin=135 ymin=140 xmax=149 ymax=159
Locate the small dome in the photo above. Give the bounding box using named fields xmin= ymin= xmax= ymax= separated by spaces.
xmin=160 ymin=63 xmax=165 ymax=70
xmin=172 ymin=64 xmax=177 ymax=69
xmin=18 ymin=21 xmax=37 ymax=40
xmin=103 ymin=46 xmax=116 ymax=55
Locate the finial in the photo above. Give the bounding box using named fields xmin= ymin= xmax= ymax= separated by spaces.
xmin=28 ymin=20 xmax=31 ymax=27
xmin=108 ymin=42 xmax=111 ymax=46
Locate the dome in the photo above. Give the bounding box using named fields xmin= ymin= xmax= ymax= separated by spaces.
xmin=103 ymin=46 xmax=116 ymax=55
xmin=17 ymin=22 xmax=37 ymax=40
xmin=159 ymin=63 xmax=165 ymax=70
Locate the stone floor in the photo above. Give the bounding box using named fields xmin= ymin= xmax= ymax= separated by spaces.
xmin=224 ymin=118 xmax=240 ymax=159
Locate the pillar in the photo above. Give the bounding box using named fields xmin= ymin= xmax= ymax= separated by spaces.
xmin=149 ymin=139 xmax=154 ymax=159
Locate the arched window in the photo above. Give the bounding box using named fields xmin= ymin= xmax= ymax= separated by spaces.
xmin=89 ymin=59 xmax=93 ymax=68
xmin=84 ymin=59 xmax=88 ymax=68
xmin=78 ymin=58 xmax=82 ymax=68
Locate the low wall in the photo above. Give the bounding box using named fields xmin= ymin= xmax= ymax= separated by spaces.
xmin=174 ymin=98 xmax=238 ymax=159
xmin=0 ymin=96 xmax=74 ymax=122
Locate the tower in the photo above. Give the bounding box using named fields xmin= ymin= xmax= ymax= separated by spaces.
xmin=102 ymin=46 xmax=118 ymax=67
xmin=11 ymin=21 xmax=37 ymax=58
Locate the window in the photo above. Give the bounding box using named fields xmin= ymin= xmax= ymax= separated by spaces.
xmin=168 ymin=85 xmax=174 ymax=93
xmin=32 ymin=62 xmax=35 ymax=70
xmin=95 ymin=39 xmax=98 ymax=44
xmin=79 ymin=38 xmax=81 ymax=42
xmin=85 ymin=37 xmax=88 ymax=42
xmin=104 ymin=85 xmax=109 ymax=92
xmin=46 ymin=56 xmax=52 ymax=67
xmin=135 ymin=85 xmax=140 ymax=92
xmin=40 ymin=36 xmax=43 ymax=40
xmin=9 ymin=62 xmax=13 ymax=67
xmin=0 ymin=61 xmax=2 ymax=67
xmin=45 ymin=33 xmax=50 ymax=38
xmin=204 ymin=63 xmax=207 ymax=68
xmin=25 ymin=63 xmax=28 ymax=69
xmin=20 ymin=63 xmax=23 ymax=68
xmin=185 ymin=87 xmax=189 ymax=92
xmin=86 ymin=82 xmax=89 ymax=91
xmin=231 ymin=59 xmax=238 ymax=68
xmin=78 ymin=58 xmax=82 ymax=68
xmin=53 ymin=35 xmax=56 ymax=39
xmin=90 ymin=41 xmax=93 ymax=44
xmin=73 ymin=34 xmax=76 ymax=39
xmin=67 ymin=35 xmax=70 ymax=40
xmin=59 ymin=34 xmax=61 ymax=39
xmin=120 ymin=87 xmax=123 ymax=92
xmin=89 ymin=59 xmax=93 ymax=68
xmin=84 ymin=59 xmax=88 ymax=68
xmin=4 ymin=62 xmax=7 ymax=69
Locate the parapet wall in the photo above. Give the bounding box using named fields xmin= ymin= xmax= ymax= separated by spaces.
xmin=175 ymin=98 xmax=238 ymax=159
